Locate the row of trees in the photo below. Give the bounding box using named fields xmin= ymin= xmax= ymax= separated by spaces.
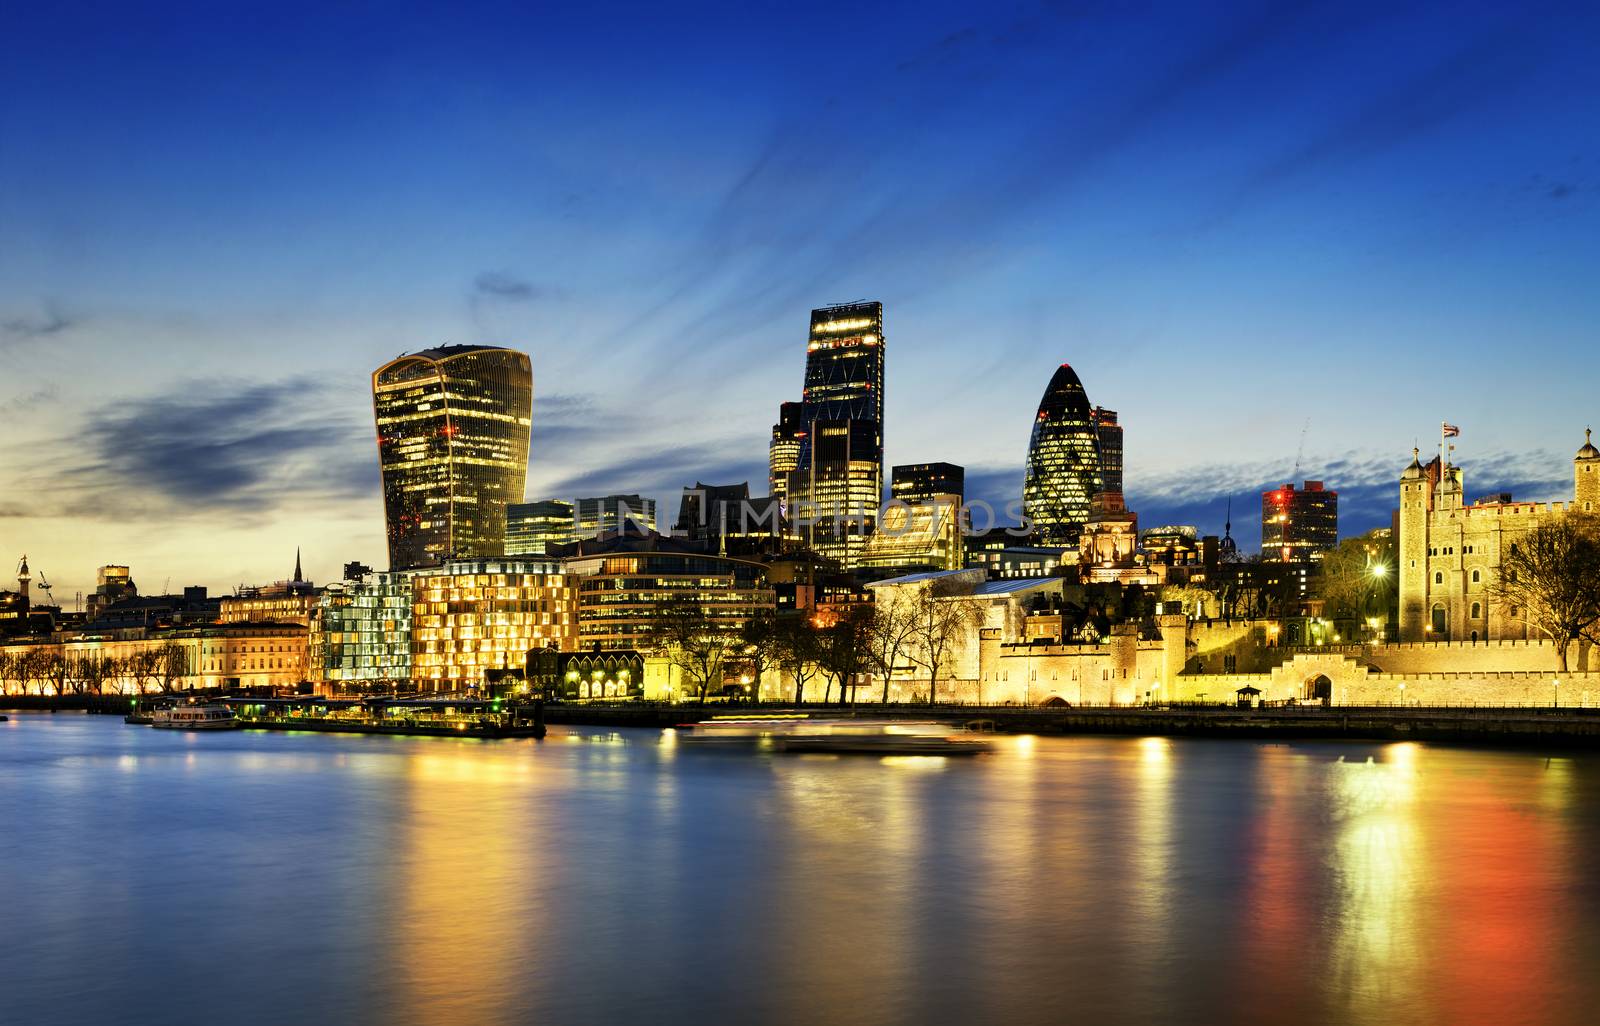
xmin=0 ymin=644 xmax=191 ymax=696
xmin=651 ymin=578 xmax=979 ymax=704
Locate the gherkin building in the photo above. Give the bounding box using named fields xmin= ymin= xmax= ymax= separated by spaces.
xmin=1022 ymin=363 xmax=1103 ymax=545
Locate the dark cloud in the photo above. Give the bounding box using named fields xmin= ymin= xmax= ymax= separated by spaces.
xmin=1 ymin=383 xmax=61 ymax=413
xmin=44 ymin=377 xmax=377 ymax=517
xmin=1 ymin=305 xmax=75 ymax=347
xmin=1548 ymin=182 xmax=1575 ymax=200
xmin=473 ymin=271 xmax=551 ymax=302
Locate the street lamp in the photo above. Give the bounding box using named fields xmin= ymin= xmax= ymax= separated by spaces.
xmin=1553 ymin=677 xmax=1560 ymax=709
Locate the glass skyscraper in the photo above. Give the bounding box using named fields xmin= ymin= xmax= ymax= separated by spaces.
xmin=505 ymin=499 xmax=576 ymax=556
xmin=1022 ymin=363 xmax=1103 ymax=546
xmin=768 ymin=401 xmax=807 ymax=504
xmin=785 ymin=301 xmax=885 ymax=567
xmin=1091 ymin=407 xmax=1123 ymax=495
xmin=372 ymin=345 xmax=532 ymax=570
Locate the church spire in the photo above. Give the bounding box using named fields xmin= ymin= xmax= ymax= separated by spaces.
xmin=293 ymin=547 xmax=303 ymax=583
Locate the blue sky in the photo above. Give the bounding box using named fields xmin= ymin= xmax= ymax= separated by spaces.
xmin=2 ymin=0 xmax=1597 ymax=599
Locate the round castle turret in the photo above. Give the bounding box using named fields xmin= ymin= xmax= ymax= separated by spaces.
xmin=1578 ymin=428 xmax=1599 ymax=512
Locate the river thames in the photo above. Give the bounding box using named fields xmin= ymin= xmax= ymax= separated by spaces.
xmin=4 ymin=714 xmax=1600 ymax=1026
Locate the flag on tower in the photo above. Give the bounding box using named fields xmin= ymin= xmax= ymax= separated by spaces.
xmin=1442 ymin=423 xmax=1461 ymax=438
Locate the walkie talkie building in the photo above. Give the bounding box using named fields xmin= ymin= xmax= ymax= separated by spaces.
xmin=372 ymin=345 xmax=532 ymax=570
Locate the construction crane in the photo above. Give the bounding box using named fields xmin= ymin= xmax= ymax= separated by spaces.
xmin=1291 ymin=418 xmax=1310 ymax=481
xmin=35 ymin=572 xmax=56 ymax=606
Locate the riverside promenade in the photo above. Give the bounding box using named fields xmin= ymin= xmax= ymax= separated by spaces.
xmin=544 ymin=701 xmax=1600 ymax=747
xmin=9 ymin=694 xmax=1600 ymax=747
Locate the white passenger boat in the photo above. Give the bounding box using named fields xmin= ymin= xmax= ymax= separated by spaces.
xmin=679 ymin=717 xmax=993 ymax=756
xmin=151 ymin=704 xmax=240 ymax=730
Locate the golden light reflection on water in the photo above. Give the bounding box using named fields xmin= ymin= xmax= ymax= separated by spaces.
xmin=1325 ymin=745 xmax=1425 ymax=1017
xmin=16 ymin=718 xmax=1598 ymax=1026
xmin=386 ymin=747 xmax=541 ymax=1026
xmin=1126 ymin=736 xmax=1175 ymax=1003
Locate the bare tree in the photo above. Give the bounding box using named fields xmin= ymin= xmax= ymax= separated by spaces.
xmin=907 ymin=581 xmax=978 ymax=704
xmin=39 ymin=651 xmax=70 ymax=696
xmin=0 ymin=652 xmax=20 ymax=695
xmin=126 ymin=649 xmax=161 ymax=694
xmin=649 ymin=599 xmax=736 ymax=702
xmin=1490 ymin=513 xmax=1600 ymax=672
xmin=866 ymin=601 xmax=918 ymax=704
xmin=816 ymin=605 xmax=873 ymax=705
xmin=73 ymin=654 xmax=117 ymax=695
xmin=737 ymin=610 xmax=779 ymax=702
xmin=774 ymin=615 xmax=821 ymax=705
xmin=151 ymin=643 xmax=190 ymax=691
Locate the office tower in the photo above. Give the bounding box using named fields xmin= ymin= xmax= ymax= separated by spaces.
xmin=791 ymin=301 xmax=885 ymax=567
xmin=1022 ymin=363 xmax=1103 ymax=545
xmin=769 ymin=401 xmax=807 ymax=504
xmin=859 ymin=493 xmax=964 ymax=573
xmin=372 ymin=345 xmax=532 ymax=570
xmin=563 ymin=532 xmax=774 ymax=653
xmin=1091 ymin=407 xmax=1123 ymax=495
xmin=574 ymin=494 xmax=656 ymax=537
xmin=891 ymin=463 xmax=964 ymax=507
xmin=1261 ymin=481 xmax=1338 ymax=563
xmin=410 ymin=558 xmax=576 ymax=690
xmin=506 ymin=499 xmax=577 ymax=556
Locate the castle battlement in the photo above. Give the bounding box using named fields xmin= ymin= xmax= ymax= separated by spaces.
xmin=1456 ymin=501 xmax=1569 ymax=519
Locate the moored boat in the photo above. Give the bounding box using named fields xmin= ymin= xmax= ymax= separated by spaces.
xmin=151 ymin=704 xmax=239 ymax=730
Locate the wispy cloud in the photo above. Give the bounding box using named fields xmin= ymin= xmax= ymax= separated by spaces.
xmin=473 ymin=271 xmax=551 ymax=302
xmin=538 ymin=441 xmax=766 ymax=506
xmin=963 ymin=445 xmax=1578 ymax=551
xmin=31 ymin=377 xmax=377 ymax=520
xmin=1 ymin=304 xmax=76 ymax=348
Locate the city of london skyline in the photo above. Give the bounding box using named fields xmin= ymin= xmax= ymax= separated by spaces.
xmin=4 ymin=1 xmax=1597 ymax=598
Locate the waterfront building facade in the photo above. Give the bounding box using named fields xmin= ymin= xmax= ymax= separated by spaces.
xmin=506 ymin=499 xmax=577 ymax=556
xmin=1398 ymin=434 xmax=1600 ymax=642
xmin=0 ymin=621 xmax=309 ymax=694
xmin=562 ymin=533 xmax=774 ymax=652
xmin=1022 ymin=363 xmax=1103 ymax=545
xmin=311 ymin=571 xmax=418 ymax=688
xmin=410 ymin=559 xmax=576 ymax=691
xmin=372 ymin=345 xmax=532 ymax=570
xmin=1261 ymin=481 xmax=1338 ymax=563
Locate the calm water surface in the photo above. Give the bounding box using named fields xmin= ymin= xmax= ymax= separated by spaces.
xmin=4 ymin=714 xmax=1600 ymax=1026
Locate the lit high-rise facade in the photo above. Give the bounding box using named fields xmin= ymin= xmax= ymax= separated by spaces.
xmin=410 ymin=559 xmax=576 ymax=691
xmin=506 ymin=499 xmax=576 ymax=556
xmin=1022 ymin=363 xmax=1103 ymax=546
xmin=1092 ymin=407 xmax=1123 ymax=496
xmin=769 ymin=401 xmax=807 ymax=504
xmin=891 ymin=462 xmax=964 ymax=507
xmin=372 ymin=345 xmax=532 ymax=570
xmin=1261 ymin=481 xmax=1338 ymax=563
xmin=789 ymin=301 xmax=885 ymax=567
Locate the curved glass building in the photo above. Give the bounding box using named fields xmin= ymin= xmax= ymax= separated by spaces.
xmin=1022 ymin=363 xmax=1103 ymax=545
xmin=373 ymin=345 xmax=532 ymax=570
